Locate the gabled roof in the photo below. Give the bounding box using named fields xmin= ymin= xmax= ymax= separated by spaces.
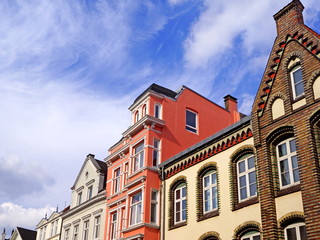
xmin=16 ymin=227 xmax=36 ymax=240
xmin=71 ymin=154 xmax=106 ymax=190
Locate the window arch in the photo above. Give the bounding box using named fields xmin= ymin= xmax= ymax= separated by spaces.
xmin=142 ymin=104 xmax=147 ymax=117
xmin=196 ymin=163 xmax=219 ymax=221
xmin=154 ymin=103 xmax=161 ymax=119
xmin=169 ymin=176 xmax=187 ymax=229
xmin=134 ymin=111 xmax=139 ymax=123
xmin=230 ymin=146 xmax=258 ymax=210
xmin=233 ymin=221 xmax=261 ymax=240
xmin=279 ymin=212 xmax=306 ymax=240
xmin=310 ymin=110 xmax=320 ymax=164
xmin=198 ymin=231 xmax=221 ymax=240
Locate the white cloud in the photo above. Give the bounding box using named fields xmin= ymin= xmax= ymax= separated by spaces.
xmin=0 ymin=202 xmax=55 ymax=230
xmin=168 ymin=0 xmax=189 ymax=6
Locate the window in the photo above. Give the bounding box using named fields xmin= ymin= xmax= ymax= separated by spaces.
xmin=154 ymin=104 xmax=161 ymax=119
xmin=83 ymin=220 xmax=89 ymax=240
xmin=73 ymin=225 xmax=79 ymax=240
xmin=174 ymin=183 xmax=187 ymax=224
xmin=241 ymin=231 xmax=261 ymax=240
xmin=133 ymin=142 xmax=144 ymax=172
xmin=130 ymin=192 xmax=142 ymax=225
xmin=186 ymin=110 xmax=197 ymax=133
xmin=110 ymin=212 xmax=118 ymax=240
xmin=237 ymin=155 xmax=257 ymax=201
xmin=276 ymin=138 xmax=300 ymax=188
xmin=54 ymin=220 xmax=58 ymax=235
xmin=113 ymin=168 xmax=121 ymax=193
xmin=284 ymin=222 xmax=307 ymax=240
xmin=152 ymin=139 xmax=160 ymax=167
xmin=290 ymin=66 xmax=304 ymax=99
xmin=77 ymin=192 xmax=82 ymax=205
xmin=51 ymin=221 xmax=55 ymax=236
xmin=87 ymin=186 xmax=93 ymax=200
xmin=134 ymin=111 xmax=139 ymax=123
xmin=42 ymin=226 xmax=46 ymax=240
xmin=64 ymin=229 xmax=70 ymax=240
xmin=93 ymin=216 xmax=100 ymax=240
xmin=142 ymin=104 xmax=147 ymax=117
xmin=203 ymin=171 xmax=218 ymax=213
xmin=150 ymin=190 xmax=158 ymax=224
xmin=123 ymin=162 xmax=129 ymax=185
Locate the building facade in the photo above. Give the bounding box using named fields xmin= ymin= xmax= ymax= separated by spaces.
xmin=160 ymin=0 xmax=320 ymax=239
xmin=61 ymin=154 xmax=107 ymax=240
xmin=104 ymin=84 xmax=241 ymax=240
xmin=36 ymin=211 xmax=62 ymax=240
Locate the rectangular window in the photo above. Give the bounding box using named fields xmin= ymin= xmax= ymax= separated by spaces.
xmin=174 ymin=185 xmax=187 ymax=224
xmin=277 ymin=138 xmax=300 ymax=188
xmin=237 ymin=155 xmax=257 ymax=201
xmin=123 ymin=162 xmax=129 ymax=185
xmin=93 ymin=216 xmax=100 ymax=240
xmin=133 ymin=142 xmax=144 ymax=172
xmin=110 ymin=212 xmax=118 ymax=240
xmin=291 ymin=67 xmax=304 ymax=99
xmin=130 ymin=192 xmax=142 ymax=225
xmin=152 ymin=139 xmax=160 ymax=167
xmin=285 ymin=223 xmax=307 ymax=240
xmin=73 ymin=225 xmax=78 ymax=240
xmin=113 ymin=168 xmax=121 ymax=193
xmin=186 ymin=110 xmax=197 ymax=133
xmin=83 ymin=220 xmax=89 ymax=240
xmin=77 ymin=192 xmax=82 ymax=205
xmin=54 ymin=220 xmax=58 ymax=235
xmin=42 ymin=226 xmax=46 ymax=240
xmin=51 ymin=221 xmax=55 ymax=236
xmin=203 ymin=171 xmax=218 ymax=213
xmin=64 ymin=229 xmax=70 ymax=240
xmin=87 ymin=186 xmax=93 ymax=200
xmin=150 ymin=190 xmax=158 ymax=223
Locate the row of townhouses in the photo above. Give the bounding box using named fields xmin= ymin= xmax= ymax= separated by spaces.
xmin=7 ymin=1 xmax=320 ymax=239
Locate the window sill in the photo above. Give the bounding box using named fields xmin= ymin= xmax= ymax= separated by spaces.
xmin=169 ymin=221 xmax=187 ymax=230
xmin=233 ymin=196 xmax=259 ymax=211
xmin=197 ymin=209 xmax=219 ymax=222
xmin=277 ymin=184 xmax=301 ymax=197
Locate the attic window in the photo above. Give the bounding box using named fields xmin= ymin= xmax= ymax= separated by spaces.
xmin=85 ymin=172 xmax=89 ymax=179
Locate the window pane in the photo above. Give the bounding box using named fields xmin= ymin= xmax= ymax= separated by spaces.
xmin=295 ymin=82 xmax=304 ymax=97
xmin=152 ymin=191 xmax=157 ymax=201
xmin=239 ymin=161 xmax=246 ymax=173
xmin=289 ymin=139 xmax=296 ymax=153
xmin=286 ymin=227 xmax=297 ymax=240
xmin=281 ymin=172 xmax=291 ymax=186
xmin=291 ymin=156 xmax=298 ymax=168
xmin=249 ymin=171 xmax=256 ymax=184
xmin=176 ymin=202 xmax=180 ymax=211
xmin=182 ymin=209 xmax=187 ymax=220
xmin=280 ymin=159 xmax=289 ymax=172
xmin=278 ymin=143 xmax=287 ymax=157
xmin=176 ymin=189 xmax=180 ymax=200
xmin=250 ymin=183 xmax=257 ymax=197
xmin=239 ymin=176 xmax=246 ymax=187
xmin=182 ymin=199 xmax=186 ymax=210
xmin=293 ymin=68 xmax=302 ymax=84
xmin=299 ymin=225 xmax=307 ymax=240
xmin=212 ymin=196 xmax=217 ymax=209
xmin=182 ymin=187 xmax=186 ymax=197
xmin=293 ymin=169 xmax=300 ymax=182
xmin=204 ymin=176 xmax=210 ymax=187
xmin=253 ymin=236 xmax=261 ymax=240
xmin=186 ymin=111 xmax=196 ymax=127
xmin=137 ymin=204 xmax=141 ymax=223
xmin=248 ymin=157 xmax=255 ymax=169
xmin=151 ymin=203 xmax=156 ymax=222
xmin=211 ymin=173 xmax=217 ymax=185
xmin=240 ymin=188 xmax=247 ymax=200
xmin=205 ymin=200 xmax=209 ymax=212
xmin=204 ymin=190 xmax=210 ymax=201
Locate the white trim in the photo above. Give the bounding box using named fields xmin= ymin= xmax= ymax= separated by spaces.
xmin=186 ymin=109 xmax=198 ymax=134
xmin=290 ymin=66 xmax=304 ymax=100
xmin=237 ymin=155 xmax=257 ymax=202
xmin=284 ymin=222 xmax=306 ymax=240
xmin=202 ymin=171 xmax=218 ymax=213
xmin=174 ymin=184 xmax=187 ymax=224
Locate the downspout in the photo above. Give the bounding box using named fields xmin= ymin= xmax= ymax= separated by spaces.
xmin=160 ymin=166 xmax=166 ymax=240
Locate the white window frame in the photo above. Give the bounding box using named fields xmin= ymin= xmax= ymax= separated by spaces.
xmin=93 ymin=215 xmax=101 ymax=240
xmin=51 ymin=221 xmax=55 ymax=236
xmin=290 ymin=66 xmax=304 ymax=100
xmin=186 ymin=109 xmax=197 ymax=133
xmin=54 ymin=220 xmax=58 ymax=235
xmin=174 ymin=184 xmax=187 ymax=224
xmin=64 ymin=228 xmax=70 ymax=240
xmin=42 ymin=226 xmax=46 ymax=240
xmin=87 ymin=185 xmax=93 ymax=200
xmin=83 ymin=220 xmax=89 ymax=240
xmin=203 ymin=171 xmax=218 ymax=213
xmin=276 ymin=138 xmax=300 ymax=188
xmin=132 ymin=142 xmax=144 ymax=172
xmin=152 ymin=139 xmax=160 ymax=167
xmin=150 ymin=190 xmax=159 ymax=224
xmin=113 ymin=168 xmax=121 ymax=194
xmin=284 ymin=222 xmax=307 ymax=240
xmin=130 ymin=192 xmax=142 ymax=226
xmin=237 ymin=155 xmax=257 ymax=202
xmin=154 ymin=103 xmax=161 ymax=119
xmin=123 ymin=162 xmax=129 ymax=186
xmin=77 ymin=192 xmax=82 ymax=206
xmin=73 ymin=225 xmax=79 ymax=240
xmin=110 ymin=212 xmax=118 ymax=240
xmin=240 ymin=231 xmax=260 ymax=240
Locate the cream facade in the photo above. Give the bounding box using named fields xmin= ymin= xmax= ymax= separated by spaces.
xmin=36 ymin=211 xmax=62 ymax=240
xmin=61 ymin=154 xmax=106 ymax=240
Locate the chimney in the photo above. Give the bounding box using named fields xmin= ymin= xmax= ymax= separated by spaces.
xmin=224 ymin=95 xmax=240 ymax=122
xmin=273 ymin=0 xmax=304 ymax=35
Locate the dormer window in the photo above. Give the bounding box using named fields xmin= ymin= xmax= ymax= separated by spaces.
xmin=290 ymin=66 xmax=304 ymax=100
xmin=154 ymin=103 xmax=161 ymax=119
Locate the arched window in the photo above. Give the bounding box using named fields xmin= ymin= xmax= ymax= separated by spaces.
xmin=169 ymin=177 xmax=187 ymax=229
xmin=284 ymin=222 xmax=307 ymax=240
xmin=142 ymin=104 xmax=147 ymax=117
xmin=196 ymin=164 xmax=219 ymax=220
xmin=288 ymin=57 xmax=304 ymax=100
xmin=233 ymin=222 xmax=261 ymax=240
xmin=134 ymin=111 xmax=139 ymax=123
xmin=154 ymin=103 xmax=161 ymax=119
xmin=240 ymin=231 xmax=260 ymax=240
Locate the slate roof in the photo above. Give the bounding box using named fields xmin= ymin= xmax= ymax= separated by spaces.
xmin=17 ymin=227 xmax=36 ymax=240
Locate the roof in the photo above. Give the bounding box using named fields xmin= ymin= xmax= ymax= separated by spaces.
xmin=17 ymin=227 xmax=36 ymax=240
xmin=159 ymin=115 xmax=252 ymax=168
xmin=132 ymin=83 xmax=178 ymax=105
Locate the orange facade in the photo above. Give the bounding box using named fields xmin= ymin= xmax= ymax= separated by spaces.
xmin=104 ymin=84 xmax=241 ymax=240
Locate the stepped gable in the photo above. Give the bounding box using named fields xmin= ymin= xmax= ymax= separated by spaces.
xmin=252 ymin=0 xmax=320 ymax=118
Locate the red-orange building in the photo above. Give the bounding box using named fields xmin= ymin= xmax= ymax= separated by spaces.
xmin=104 ymin=84 xmax=241 ymax=240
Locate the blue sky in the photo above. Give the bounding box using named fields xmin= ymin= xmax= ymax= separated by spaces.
xmin=0 ymin=0 xmax=319 ymax=233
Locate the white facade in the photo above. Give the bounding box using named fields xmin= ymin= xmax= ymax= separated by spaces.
xmin=36 ymin=212 xmax=62 ymax=240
